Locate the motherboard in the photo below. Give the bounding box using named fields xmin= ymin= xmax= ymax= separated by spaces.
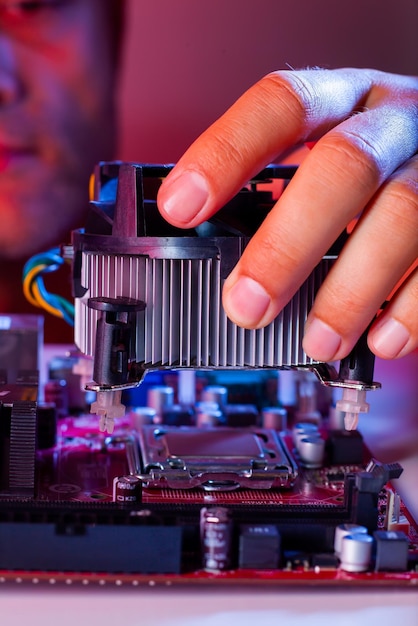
xmin=0 ymin=362 xmax=417 ymax=588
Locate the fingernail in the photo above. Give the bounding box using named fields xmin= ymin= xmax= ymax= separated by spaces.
xmin=370 ymin=318 xmax=410 ymax=358
xmin=224 ymin=276 xmax=271 ymax=327
xmin=159 ymin=171 xmax=209 ymax=224
xmin=303 ymin=317 xmax=342 ymax=361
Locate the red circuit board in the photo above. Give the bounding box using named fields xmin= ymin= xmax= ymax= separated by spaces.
xmin=1 ymin=415 xmax=417 ymax=588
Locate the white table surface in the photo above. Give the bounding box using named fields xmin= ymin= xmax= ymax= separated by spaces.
xmin=0 ymin=585 xmax=417 ymax=626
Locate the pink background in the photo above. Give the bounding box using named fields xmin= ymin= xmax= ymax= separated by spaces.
xmin=116 ymin=0 xmax=418 ymax=162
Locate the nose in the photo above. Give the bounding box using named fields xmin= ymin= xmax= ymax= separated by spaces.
xmin=0 ymin=33 xmax=22 ymax=105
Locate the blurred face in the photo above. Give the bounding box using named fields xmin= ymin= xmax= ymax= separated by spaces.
xmin=0 ymin=0 xmax=119 ymax=259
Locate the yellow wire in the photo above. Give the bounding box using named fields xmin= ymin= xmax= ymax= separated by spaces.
xmin=23 ymin=264 xmax=47 ymax=307
xmin=32 ymin=281 xmax=63 ymax=319
xmin=23 ymin=264 xmax=63 ymax=318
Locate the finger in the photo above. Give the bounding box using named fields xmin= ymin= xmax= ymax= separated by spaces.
xmin=157 ymin=68 xmax=380 ymax=226
xmin=368 ymin=265 xmax=418 ymax=359
xmin=302 ymin=155 xmax=418 ymax=361
xmin=157 ymin=69 xmax=418 ymax=227
xmin=221 ymin=101 xmax=418 ymax=333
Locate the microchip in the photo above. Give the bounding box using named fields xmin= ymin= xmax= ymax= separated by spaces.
xmin=239 ymin=524 xmax=281 ymax=569
xmin=327 ymin=471 xmax=345 ymax=482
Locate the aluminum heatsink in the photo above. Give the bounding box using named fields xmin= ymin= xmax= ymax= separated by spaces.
xmin=72 ymin=162 xmax=339 ymax=388
xmin=75 ymin=248 xmax=335 ymax=371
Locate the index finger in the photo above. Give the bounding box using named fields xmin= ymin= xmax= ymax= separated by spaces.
xmin=157 ymin=68 xmax=385 ymax=226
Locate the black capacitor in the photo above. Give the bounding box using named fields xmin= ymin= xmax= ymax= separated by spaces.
xmin=200 ymin=506 xmax=233 ymax=572
xmin=112 ymin=475 xmax=142 ymax=504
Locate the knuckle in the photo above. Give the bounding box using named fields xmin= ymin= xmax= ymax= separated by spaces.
xmin=385 ymin=185 xmax=418 ymax=231
xmin=330 ymin=286 xmax=370 ymax=317
xmin=380 ymin=78 xmax=418 ymax=114
xmin=187 ymin=126 xmax=255 ymax=195
xmin=317 ymin=104 xmax=418 ymax=186
xmin=240 ymin=224 xmax=303 ymax=294
xmin=378 ymin=160 xmax=418 ymax=235
xmin=258 ymin=71 xmax=319 ymax=128
xmin=243 ymin=231 xmax=282 ymax=278
xmin=316 ymin=280 xmax=374 ymax=331
xmin=319 ymin=130 xmax=382 ymax=186
xmin=255 ymin=222 xmax=303 ymax=269
xmin=208 ymin=128 xmax=251 ymax=172
xmin=387 ymin=162 xmax=418 ymax=211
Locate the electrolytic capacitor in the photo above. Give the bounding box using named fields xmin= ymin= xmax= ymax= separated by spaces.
xmin=129 ymin=406 xmax=157 ymax=429
xmin=195 ymin=402 xmax=224 ymax=427
xmin=340 ymin=533 xmax=373 ymax=572
xmin=201 ymin=385 xmax=228 ymax=410
xmin=200 ymin=506 xmax=232 ymax=572
xmin=334 ymin=523 xmax=368 ymax=557
xmin=298 ymin=435 xmax=325 ymax=468
xmin=112 ymin=475 xmax=142 ymax=505
xmin=147 ymin=386 xmax=174 ymax=420
xmin=261 ymin=407 xmax=287 ymax=431
xmin=293 ymin=422 xmax=319 ymax=448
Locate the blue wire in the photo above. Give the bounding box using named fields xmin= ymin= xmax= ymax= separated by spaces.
xmin=23 ymin=247 xmax=75 ymax=326
xmin=33 ymin=275 xmax=74 ymax=326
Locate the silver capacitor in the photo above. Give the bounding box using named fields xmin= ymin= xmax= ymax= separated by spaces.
xmin=147 ymin=386 xmax=174 ymax=420
xmin=334 ymin=523 xmax=368 ymax=557
xmin=196 ymin=407 xmax=224 ymax=427
xmin=298 ymin=435 xmax=325 ymax=468
xmin=201 ymin=385 xmax=228 ymax=410
xmin=293 ymin=422 xmax=319 ymax=448
xmin=340 ymin=533 xmax=373 ymax=572
xmin=261 ymin=407 xmax=287 ymax=431
xmin=195 ymin=400 xmax=224 ymax=427
xmin=129 ymin=406 xmax=157 ymax=429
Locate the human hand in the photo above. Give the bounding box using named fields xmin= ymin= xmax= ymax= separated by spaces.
xmin=157 ymin=68 xmax=418 ymax=362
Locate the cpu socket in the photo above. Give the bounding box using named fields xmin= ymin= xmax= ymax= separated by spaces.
xmin=137 ymin=426 xmax=298 ymax=491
